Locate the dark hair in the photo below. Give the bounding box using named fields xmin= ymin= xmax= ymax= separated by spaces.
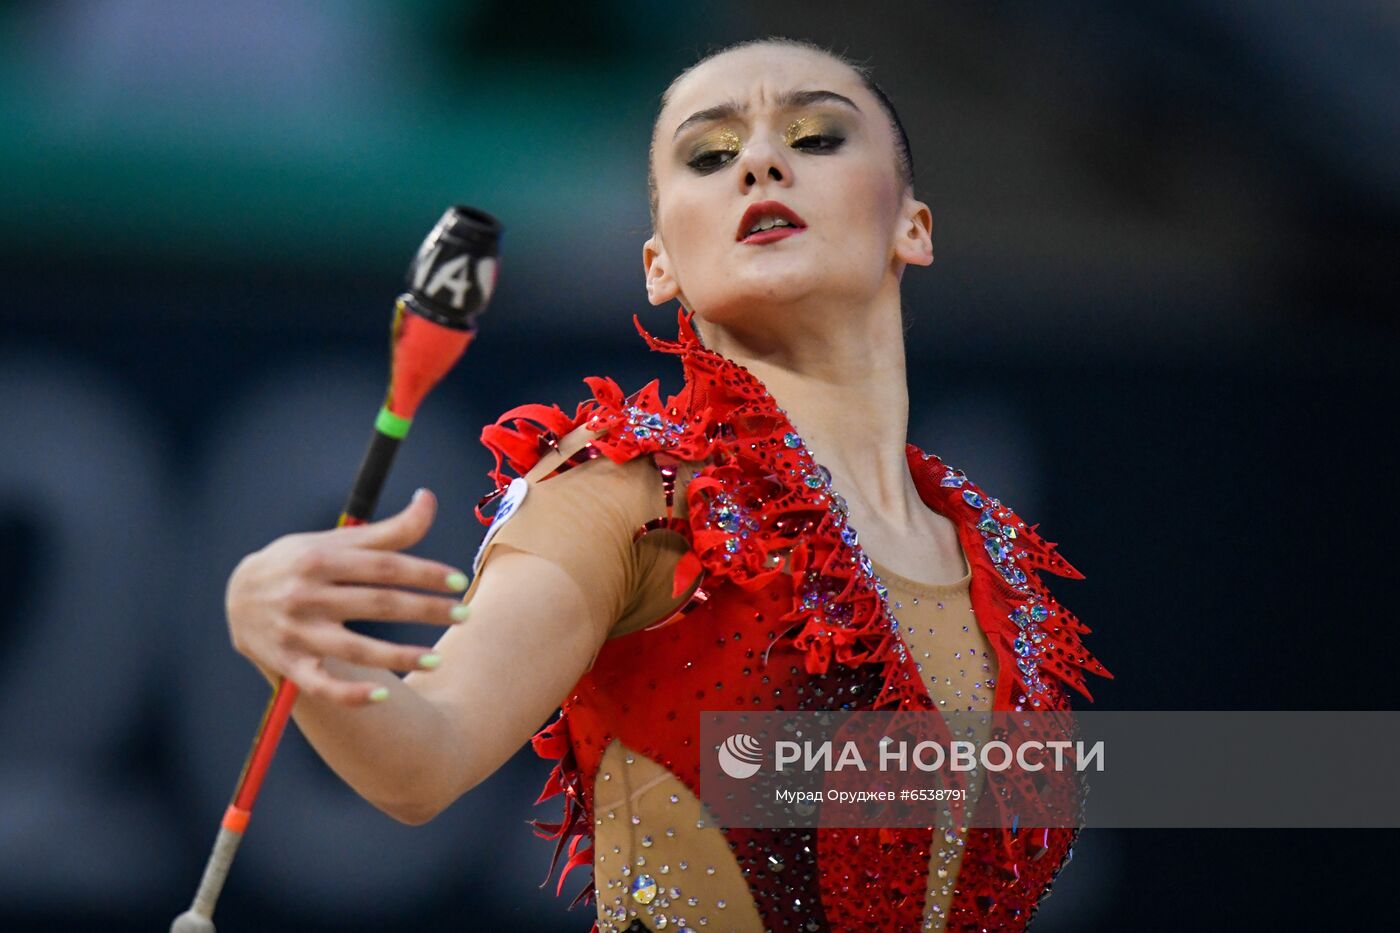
xmin=647 ymin=37 xmax=915 ymax=230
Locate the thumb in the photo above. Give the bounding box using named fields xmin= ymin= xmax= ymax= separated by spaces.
xmin=343 ymin=487 xmax=437 ymax=550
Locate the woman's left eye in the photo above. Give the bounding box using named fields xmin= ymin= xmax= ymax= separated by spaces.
xmin=792 ymin=134 xmax=843 ymax=152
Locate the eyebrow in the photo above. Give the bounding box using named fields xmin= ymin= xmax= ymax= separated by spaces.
xmin=672 ymin=88 xmax=861 ymax=140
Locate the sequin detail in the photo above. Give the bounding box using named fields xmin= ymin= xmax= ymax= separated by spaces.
xmin=623 ymin=404 xmax=686 ymax=446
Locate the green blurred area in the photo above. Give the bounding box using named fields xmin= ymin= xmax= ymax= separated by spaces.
xmin=0 ymin=0 xmax=704 ymax=273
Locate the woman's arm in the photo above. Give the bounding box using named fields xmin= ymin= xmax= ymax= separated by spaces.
xmin=246 ymin=654 xmax=455 ymax=825
xmin=226 ymin=485 xmax=611 ymax=826
xmin=227 ymin=420 xmax=661 ymax=825
xmin=387 ymin=436 xmax=695 ymax=823
xmin=246 ymin=546 xmax=605 ymax=825
xmin=398 ymin=545 xmax=608 ymax=821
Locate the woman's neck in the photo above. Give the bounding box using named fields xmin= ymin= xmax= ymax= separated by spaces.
xmin=697 ymin=299 xmax=924 ymax=531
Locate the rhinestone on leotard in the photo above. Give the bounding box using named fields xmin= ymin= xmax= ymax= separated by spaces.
xmin=630 ymin=874 xmax=658 ymax=904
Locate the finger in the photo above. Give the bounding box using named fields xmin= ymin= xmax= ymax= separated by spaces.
xmin=292 ymin=621 xmax=443 ymax=674
xmin=299 ymin=584 xmax=469 ymax=626
xmin=311 ymin=548 xmax=469 ymax=593
xmin=284 ymin=654 xmax=383 ymax=706
xmin=335 ymin=487 xmax=437 ymax=552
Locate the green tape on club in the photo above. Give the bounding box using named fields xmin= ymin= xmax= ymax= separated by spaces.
xmin=375 ymin=405 xmax=412 ymax=439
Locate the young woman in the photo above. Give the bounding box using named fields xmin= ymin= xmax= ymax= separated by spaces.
xmin=226 ymin=36 xmax=1111 ymax=932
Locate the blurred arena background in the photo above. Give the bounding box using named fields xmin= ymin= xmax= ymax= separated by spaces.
xmin=1 ymin=1 xmax=1396 ymax=930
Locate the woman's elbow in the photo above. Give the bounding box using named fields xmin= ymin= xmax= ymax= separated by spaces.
xmin=380 ymin=798 xmax=444 ymax=826
xmin=380 ymin=769 xmax=484 ymax=826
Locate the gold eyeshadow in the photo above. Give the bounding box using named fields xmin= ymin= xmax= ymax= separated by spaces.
xmin=687 ymin=127 xmax=742 ymax=160
xmin=783 ymin=114 xmax=845 ymax=145
xmin=680 ymin=110 xmax=850 ymax=172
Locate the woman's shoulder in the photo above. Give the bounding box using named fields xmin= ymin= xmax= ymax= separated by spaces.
xmin=465 ymin=414 xmax=705 ymax=643
xmin=520 ymin=421 xmax=706 ymax=521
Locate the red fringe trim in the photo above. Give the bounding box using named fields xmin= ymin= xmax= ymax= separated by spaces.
xmin=526 ymin=713 xmax=595 ymax=904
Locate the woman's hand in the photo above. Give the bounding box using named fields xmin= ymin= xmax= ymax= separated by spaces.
xmin=225 ymin=488 xmax=470 ymax=706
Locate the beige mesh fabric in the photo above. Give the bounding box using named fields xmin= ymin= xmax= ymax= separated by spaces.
xmin=592 ymin=738 xmax=766 ymax=931
xmin=463 ymin=428 xmax=998 ymax=930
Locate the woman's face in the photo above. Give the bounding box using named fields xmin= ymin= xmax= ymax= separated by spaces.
xmin=645 ymin=44 xmax=931 ymax=330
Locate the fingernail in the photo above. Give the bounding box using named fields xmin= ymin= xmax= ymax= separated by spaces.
xmin=451 ymin=604 xmax=471 ymax=622
xmin=417 ymin=652 xmax=442 ymax=670
xmin=445 ymin=571 xmax=469 ymax=591
xmin=368 ymin=687 xmax=390 ymax=702
xmin=412 ymin=487 xmax=426 ymax=503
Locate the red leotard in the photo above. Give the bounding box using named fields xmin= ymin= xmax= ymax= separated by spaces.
xmin=474 ymin=307 xmax=1113 ymax=931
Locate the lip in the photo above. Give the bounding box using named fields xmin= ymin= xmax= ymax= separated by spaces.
xmin=736 ymin=199 xmax=807 ymax=243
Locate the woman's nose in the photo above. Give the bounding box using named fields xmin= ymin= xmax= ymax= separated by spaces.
xmin=736 ymin=136 xmax=792 ymax=191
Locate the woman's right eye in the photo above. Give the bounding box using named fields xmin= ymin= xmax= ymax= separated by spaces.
xmin=687 ymin=151 xmax=736 ymax=173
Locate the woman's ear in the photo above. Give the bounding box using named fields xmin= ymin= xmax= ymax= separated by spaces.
xmin=643 ymin=234 xmax=681 ymax=306
xmin=892 ymin=197 xmax=934 ymax=268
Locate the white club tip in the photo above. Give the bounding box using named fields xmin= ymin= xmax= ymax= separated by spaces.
xmin=170 ymin=909 xmax=216 ymax=933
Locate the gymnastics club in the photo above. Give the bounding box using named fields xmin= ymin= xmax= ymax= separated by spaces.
xmin=171 ymin=205 xmax=503 ymax=933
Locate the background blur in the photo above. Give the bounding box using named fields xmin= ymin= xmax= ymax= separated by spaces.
xmin=2 ymin=1 xmax=1396 ymax=931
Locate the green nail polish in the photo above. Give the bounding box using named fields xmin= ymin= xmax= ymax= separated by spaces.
xmin=446 ymin=571 xmax=469 ymax=591
xmin=368 ymin=687 xmax=390 ymax=702
xmin=451 ymin=604 xmax=471 ymax=622
xmin=418 ymin=653 xmax=442 ymax=670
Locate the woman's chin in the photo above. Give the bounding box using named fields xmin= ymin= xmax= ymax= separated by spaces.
xmin=698 ymin=286 xmax=821 ymax=322
xmin=726 ymin=257 xmax=825 ymax=294
xmin=684 ymin=257 xmax=856 ymax=318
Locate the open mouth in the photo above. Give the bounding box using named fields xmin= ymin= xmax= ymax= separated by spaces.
xmin=737 ymin=200 xmax=807 ymax=243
